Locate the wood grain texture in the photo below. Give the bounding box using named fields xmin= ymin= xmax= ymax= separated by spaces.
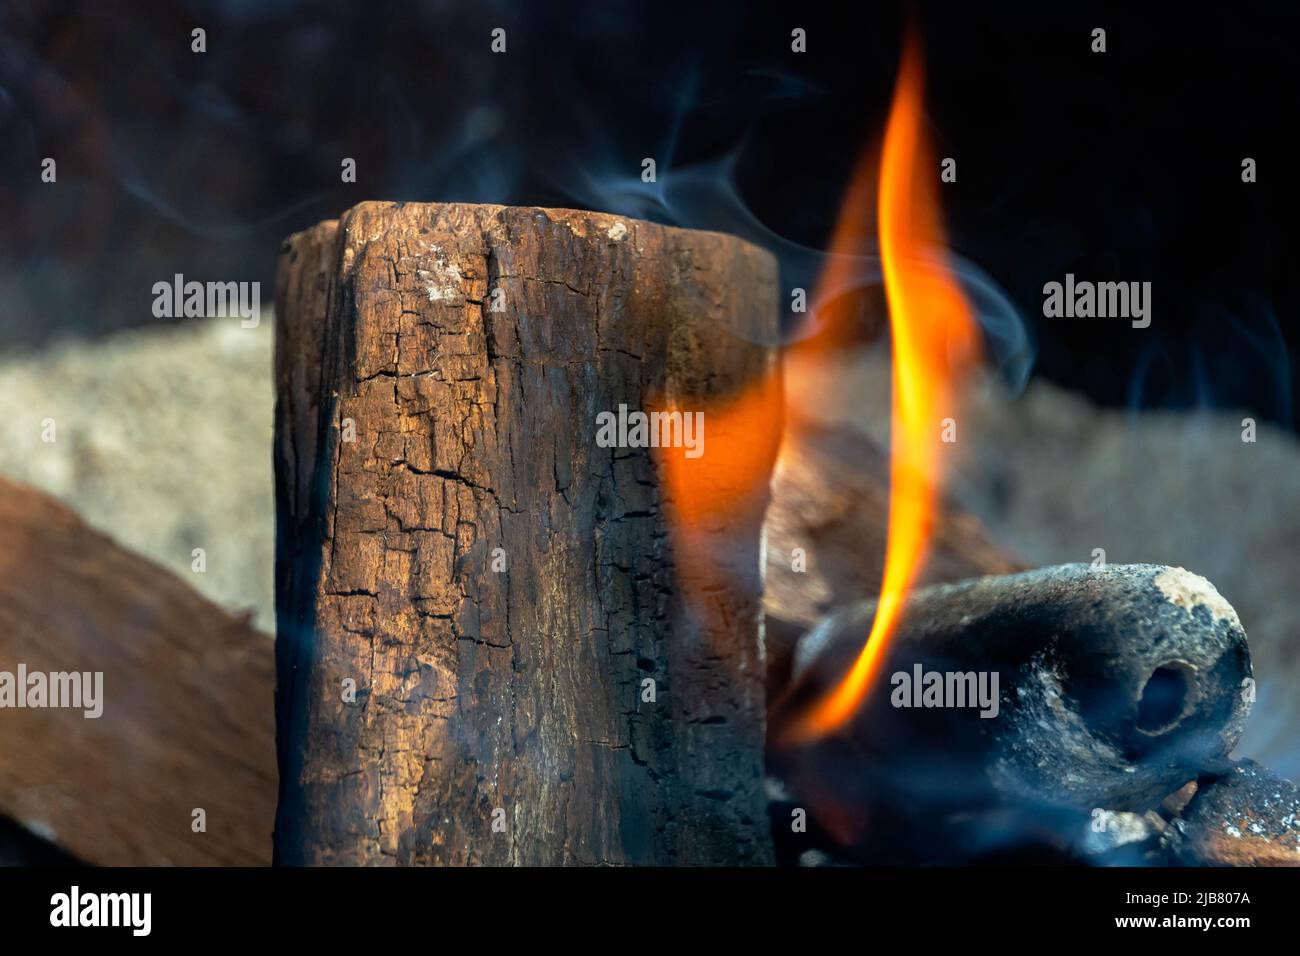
xmin=274 ymin=202 xmax=778 ymax=865
xmin=0 ymin=477 xmax=275 ymax=866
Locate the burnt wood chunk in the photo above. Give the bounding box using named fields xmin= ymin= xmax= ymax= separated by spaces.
xmin=1166 ymin=761 xmax=1300 ymax=866
xmin=776 ymin=564 xmax=1253 ymax=861
xmin=273 ymin=202 xmax=778 ymax=865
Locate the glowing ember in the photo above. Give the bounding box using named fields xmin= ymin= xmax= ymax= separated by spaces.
xmin=790 ymin=31 xmax=981 ymax=741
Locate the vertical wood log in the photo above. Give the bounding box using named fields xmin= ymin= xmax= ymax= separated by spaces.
xmin=274 ymin=202 xmax=778 ymax=865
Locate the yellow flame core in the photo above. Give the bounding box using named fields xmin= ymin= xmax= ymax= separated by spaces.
xmin=792 ymin=37 xmax=979 ymax=741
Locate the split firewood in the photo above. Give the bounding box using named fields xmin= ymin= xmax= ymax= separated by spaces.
xmin=274 ymin=201 xmax=780 ymax=865
xmin=0 ymin=477 xmax=276 ymax=866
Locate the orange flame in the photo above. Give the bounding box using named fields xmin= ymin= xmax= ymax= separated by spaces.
xmin=789 ymin=32 xmax=980 ymax=741
xmin=651 ymin=367 xmax=784 ymax=649
xmin=655 ymin=373 xmax=784 ymax=532
xmin=652 ymin=31 xmax=979 ymax=734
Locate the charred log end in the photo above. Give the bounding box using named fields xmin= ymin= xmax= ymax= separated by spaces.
xmin=772 ymin=563 xmax=1255 ymax=863
xmin=1136 ymin=660 xmax=1199 ymax=736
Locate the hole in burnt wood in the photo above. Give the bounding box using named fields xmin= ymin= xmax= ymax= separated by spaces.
xmin=1136 ymin=661 xmax=1198 ymax=735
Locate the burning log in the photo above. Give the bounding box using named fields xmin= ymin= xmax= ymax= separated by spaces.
xmin=1164 ymin=761 xmax=1300 ymax=866
xmin=0 ymin=477 xmax=276 ymax=866
xmin=773 ymin=564 xmax=1253 ymax=862
xmin=762 ymin=415 xmax=1024 ymax=695
xmin=274 ymin=201 xmax=779 ymax=865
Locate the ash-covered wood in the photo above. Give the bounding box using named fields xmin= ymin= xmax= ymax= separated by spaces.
xmin=0 ymin=477 xmax=276 ymax=866
xmin=774 ymin=564 xmax=1252 ymax=861
xmin=274 ymin=201 xmax=778 ymax=865
xmin=1165 ymin=760 xmax=1300 ymax=865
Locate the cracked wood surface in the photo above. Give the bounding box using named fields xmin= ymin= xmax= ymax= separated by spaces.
xmin=274 ymin=202 xmax=778 ymax=865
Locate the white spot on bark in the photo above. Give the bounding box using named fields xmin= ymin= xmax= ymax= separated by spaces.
xmin=606 ymin=221 xmax=627 ymax=241
xmin=417 ymin=247 xmax=463 ymax=302
xmin=1154 ymin=567 xmax=1240 ymax=627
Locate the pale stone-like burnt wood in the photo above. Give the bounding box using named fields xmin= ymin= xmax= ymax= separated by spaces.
xmin=274 ymin=202 xmax=778 ymax=865
xmin=0 ymin=477 xmax=276 ymax=866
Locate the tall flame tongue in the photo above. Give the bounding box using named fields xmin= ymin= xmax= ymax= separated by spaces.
xmin=790 ymin=33 xmax=980 ymax=742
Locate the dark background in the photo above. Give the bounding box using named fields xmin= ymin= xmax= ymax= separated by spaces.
xmin=1 ymin=0 xmax=1294 ymax=426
